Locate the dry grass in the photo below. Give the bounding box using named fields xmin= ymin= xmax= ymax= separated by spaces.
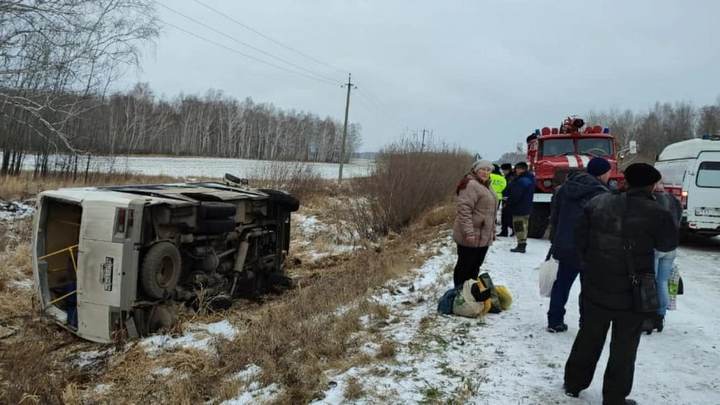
xmin=0 ymin=242 xmax=33 ymax=320
xmin=0 ymin=321 xmax=86 ymax=404
xmin=422 ymin=203 xmax=456 ymax=228
xmin=335 ymin=139 xmax=471 ymax=240
xmin=376 ymin=340 xmax=397 ymax=360
xmin=249 ymin=160 xmax=327 ymax=200
xmin=344 ymin=377 xmax=364 ymax=400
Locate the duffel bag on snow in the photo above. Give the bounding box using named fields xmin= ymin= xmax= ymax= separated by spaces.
xmin=495 ymin=285 xmax=512 ymax=311
xmin=453 ymin=279 xmax=492 ymax=318
xmin=437 ymin=288 xmax=458 ymax=315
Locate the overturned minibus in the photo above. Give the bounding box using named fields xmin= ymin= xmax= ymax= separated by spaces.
xmin=32 ymin=175 xmax=298 ymax=343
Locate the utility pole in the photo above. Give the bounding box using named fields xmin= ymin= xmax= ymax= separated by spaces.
xmin=338 ymin=73 xmax=356 ymax=183
xmin=420 ymin=128 xmax=426 ymax=153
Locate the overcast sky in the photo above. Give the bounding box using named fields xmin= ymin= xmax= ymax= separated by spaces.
xmin=123 ymin=0 xmax=720 ymax=160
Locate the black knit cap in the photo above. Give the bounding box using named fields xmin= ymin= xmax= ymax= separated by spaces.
xmin=500 ymin=163 xmax=512 ymax=171
xmin=624 ymin=163 xmax=661 ymax=188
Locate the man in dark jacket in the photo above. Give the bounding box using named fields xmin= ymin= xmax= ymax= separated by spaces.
xmin=498 ymin=163 xmax=516 ymax=236
xmin=564 ymin=163 xmax=678 ymax=405
xmin=546 ymin=157 xmax=611 ymax=333
xmin=506 ymin=162 xmax=534 ymax=253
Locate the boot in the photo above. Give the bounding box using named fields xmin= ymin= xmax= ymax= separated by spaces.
xmin=654 ymin=314 xmax=664 ymax=333
xmin=562 ymin=384 xmax=579 ymax=398
xmin=510 ymin=243 xmax=526 ymax=253
xmin=641 ymin=318 xmax=654 ymax=335
xmin=497 ymin=230 xmax=509 ymax=237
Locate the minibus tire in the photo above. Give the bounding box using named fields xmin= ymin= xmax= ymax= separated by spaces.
xmin=141 ymin=242 xmax=182 ymax=299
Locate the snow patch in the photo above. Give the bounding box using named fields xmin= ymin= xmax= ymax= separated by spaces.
xmin=73 ymin=349 xmax=110 ymax=368
xmin=230 ymin=364 xmax=263 ymax=382
xmin=200 ymin=320 xmax=238 ymax=340
xmin=152 ymin=367 xmax=174 ymax=376
xmin=0 ymin=200 xmax=34 ymax=221
xmin=141 ymin=320 xmax=239 ymax=355
xmin=221 ymin=383 xmax=282 ymax=405
xmin=9 ymin=279 xmax=33 ymax=290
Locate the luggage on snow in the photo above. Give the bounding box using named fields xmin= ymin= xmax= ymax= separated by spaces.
xmin=437 ymin=272 xmax=512 ymax=318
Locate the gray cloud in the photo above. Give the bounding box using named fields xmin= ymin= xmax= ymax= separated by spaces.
xmin=124 ymin=0 xmax=720 ymax=160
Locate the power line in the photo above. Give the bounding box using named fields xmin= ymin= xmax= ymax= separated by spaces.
xmin=154 ymin=1 xmax=342 ymax=85
xmin=191 ymin=0 xmax=347 ymax=76
xmin=161 ymin=20 xmax=339 ymax=86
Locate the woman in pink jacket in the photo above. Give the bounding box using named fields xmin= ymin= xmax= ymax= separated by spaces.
xmin=452 ymin=159 xmax=498 ymax=287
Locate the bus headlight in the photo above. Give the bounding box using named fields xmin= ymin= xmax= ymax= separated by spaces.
xmin=542 ymin=180 xmax=552 ymax=188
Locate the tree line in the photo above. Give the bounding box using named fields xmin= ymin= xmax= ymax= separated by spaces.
xmin=1 ymin=83 xmax=362 ymax=177
xmin=587 ymin=98 xmax=720 ymax=159
xmin=0 ymin=1 xmax=360 ymax=178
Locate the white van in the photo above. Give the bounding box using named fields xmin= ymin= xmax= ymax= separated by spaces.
xmin=655 ymin=138 xmax=720 ymax=238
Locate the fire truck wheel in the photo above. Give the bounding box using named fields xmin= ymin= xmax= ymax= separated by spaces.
xmin=140 ymin=242 xmax=182 ymax=299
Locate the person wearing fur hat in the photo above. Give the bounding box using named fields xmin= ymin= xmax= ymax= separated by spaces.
xmin=452 ymin=159 xmax=498 ymax=287
xmin=563 ymin=163 xmax=678 ymax=405
xmin=546 ymin=157 xmax=611 ymax=333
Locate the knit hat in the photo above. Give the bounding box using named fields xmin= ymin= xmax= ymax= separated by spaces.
xmin=624 ymin=163 xmax=662 ymax=188
xmin=586 ymin=157 xmax=611 ymax=177
xmin=500 ymin=163 xmax=513 ymax=171
xmin=472 ymin=159 xmax=493 ymax=171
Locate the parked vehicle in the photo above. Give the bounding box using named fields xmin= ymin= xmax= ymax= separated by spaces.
xmin=524 ymin=116 xmax=625 ymax=238
xmin=655 ymin=137 xmax=720 ymax=238
xmin=32 ymin=174 xmax=299 ymax=343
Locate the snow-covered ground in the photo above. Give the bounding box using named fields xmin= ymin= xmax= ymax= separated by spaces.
xmin=0 ymin=200 xmax=34 ymax=221
xmin=316 ymin=235 xmax=720 ymax=404
xmin=21 ymin=155 xmax=373 ymax=179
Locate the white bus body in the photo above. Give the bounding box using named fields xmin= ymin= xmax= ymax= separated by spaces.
xmin=655 ymin=138 xmax=720 ymax=237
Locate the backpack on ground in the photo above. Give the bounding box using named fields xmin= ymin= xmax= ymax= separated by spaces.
xmin=437 ymin=288 xmax=458 ymax=315
xmin=478 ymin=272 xmax=504 ymax=313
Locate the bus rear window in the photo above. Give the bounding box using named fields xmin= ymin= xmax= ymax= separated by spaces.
xmin=697 ymin=161 xmax=720 ymax=188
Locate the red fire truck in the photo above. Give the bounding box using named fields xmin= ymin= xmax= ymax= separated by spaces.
xmin=525 ymin=116 xmax=625 ymax=238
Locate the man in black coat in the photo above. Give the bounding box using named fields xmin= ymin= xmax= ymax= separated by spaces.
xmin=546 ymin=157 xmax=611 ymax=333
xmin=563 ymin=163 xmax=678 ymax=405
xmin=498 ymin=163 xmax=516 ymax=237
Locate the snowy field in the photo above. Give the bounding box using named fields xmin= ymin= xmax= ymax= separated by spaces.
xmin=316 ymin=234 xmax=720 ymax=404
xmin=21 ymin=155 xmax=373 ymax=179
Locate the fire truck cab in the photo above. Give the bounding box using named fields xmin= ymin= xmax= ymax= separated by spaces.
xmin=525 ymin=117 xmax=625 ymax=238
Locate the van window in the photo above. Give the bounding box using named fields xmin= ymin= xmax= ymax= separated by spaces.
xmin=656 ymin=160 xmax=686 ymax=186
xmin=697 ymin=161 xmax=720 ymax=188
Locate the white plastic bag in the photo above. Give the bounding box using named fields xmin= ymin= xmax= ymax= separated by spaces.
xmin=538 ymin=259 xmax=558 ymax=298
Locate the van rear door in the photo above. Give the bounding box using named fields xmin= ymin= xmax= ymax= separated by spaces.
xmin=687 ymin=151 xmax=720 ymax=234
